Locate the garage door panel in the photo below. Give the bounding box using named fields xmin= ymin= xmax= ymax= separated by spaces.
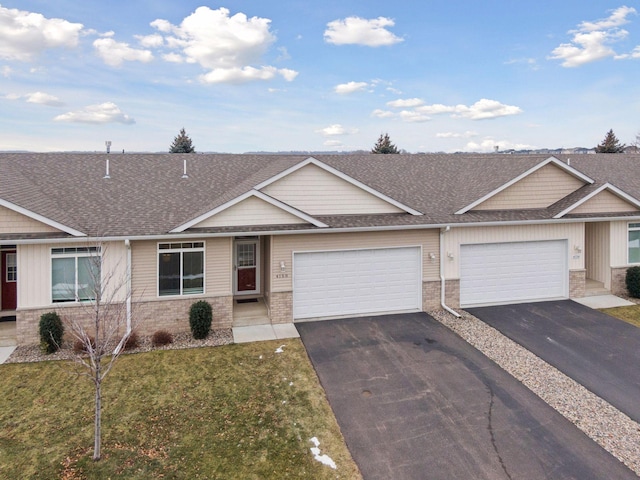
xmin=461 ymin=241 xmax=568 ymax=307
xmin=294 ymin=247 xmax=421 ymax=319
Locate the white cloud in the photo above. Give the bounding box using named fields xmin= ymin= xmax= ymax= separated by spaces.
xmin=463 ymin=138 xmax=535 ymax=153
xmin=0 ymin=5 xmax=83 ymax=61
xmin=93 ymin=38 xmax=154 ymax=67
xmin=436 ymin=131 xmax=478 ymax=139
xmin=371 ymin=109 xmax=395 ymax=119
xmin=1 ymin=65 xmax=13 ymax=77
xmin=148 ymin=6 xmax=297 ymax=84
xmin=416 ymin=99 xmax=522 ymax=120
xmin=334 ymin=81 xmax=369 ymax=94
xmin=324 ymin=139 xmax=344 ymax=147
xmin=26 ymin=92 xmax=63 ymax=106
xmin=316 ymin=124 xmax=357 ymax=136
xmin=549 ymin=6 xmax=638 ymax=67
xmin=324 ymin=16 xmax=403 ymax=46
xmin=399 ymin=110 xmax=430 ymax=122
xmin=387 ymin=98 xmax=424 ymax=108
xmin=199 ymin=66 xmax=297 ymax=84
xmin=135 ymin=33 xmax=164 ymax=48
xmin=54 ymin=102 xmax=135 ymax=124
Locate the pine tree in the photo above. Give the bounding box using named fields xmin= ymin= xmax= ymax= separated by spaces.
xmin=169 ymin=128 xmax=195 ymax=153
xmin=371 ymin=133 xmax=400 ymax=154
xmin=595 ymin=129 xmax=625 ymax=153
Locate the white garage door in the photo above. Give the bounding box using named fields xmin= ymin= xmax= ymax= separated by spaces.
xmin=460 ymin=240 xmax=568 ymax=307
xmin=293 ymin=247 xmax=422 ymax=320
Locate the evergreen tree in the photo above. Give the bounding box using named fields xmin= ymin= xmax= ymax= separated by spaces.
xmin=371 ymin=133 xmax=400 ymax=154
xmin=169 ymin=128 xmax=195 ymax=153
xmin=595 ymin=129 xmax=625 ymax=153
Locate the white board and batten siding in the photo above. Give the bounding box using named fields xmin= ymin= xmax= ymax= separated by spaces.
xmin=460 ymin=240 xmax=568 ymax=307
xmin=293 ymin=246 xmax=422 ymax=320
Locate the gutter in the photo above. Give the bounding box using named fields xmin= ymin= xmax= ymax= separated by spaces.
xmin=439 ymin=226 xmax=461 ymax=318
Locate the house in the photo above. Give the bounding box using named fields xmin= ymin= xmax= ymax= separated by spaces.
xmin=1 ymin=152 xmax=640 ymax=346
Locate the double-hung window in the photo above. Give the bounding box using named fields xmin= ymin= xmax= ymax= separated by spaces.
xmin=51 ymin=247 xmax=101 ymax=302
xmin=158 ymin=242 xmax=204 ymax=296
xmin=629 ymin=223 xmax=640 ymax=264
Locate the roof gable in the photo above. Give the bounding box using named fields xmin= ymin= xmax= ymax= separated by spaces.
xmin=554 ymin=184 xmax=640 ymax=218
xmin=457 ymin=157 xmax=594 ymax=214
xmin=0 ymin=198 xmax=84 ymax=236
xmin=256 ymin=157 xmax=422 ymax=216
xmin=171 ymin=190 xmax=327 ymax=232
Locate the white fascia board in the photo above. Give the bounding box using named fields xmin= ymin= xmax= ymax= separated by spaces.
xmin=170 ymin=189 xmax=327 ymax=233
xmin=553 ymin=183 xmax=640 ymax=219
xmin=455 ymin=156 xmax=594 ymax=215
xmin=0 ymin=198 xmax=86 ymax=237
xmin=254 ymin=157 xmax=423 ymax=216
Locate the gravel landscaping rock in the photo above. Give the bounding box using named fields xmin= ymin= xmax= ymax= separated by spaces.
xmin=431 ymin=309 xmax=640 ymax=476
xmin=5 ymin=329 xmax=233 ymax=364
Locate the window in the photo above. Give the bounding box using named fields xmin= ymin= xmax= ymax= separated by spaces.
xmin=630 ymin=223 xmax=640 ymax=264
xmin=5 ymin=253 xmax=16 ymax=282
xmin=51 ymin=247 xmax=101 ymax=302
xmin=158 ymin=242 xmax=204 ymax=296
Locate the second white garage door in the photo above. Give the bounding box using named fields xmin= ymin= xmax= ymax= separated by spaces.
xmin=293 ymin=247 xmax=422 ymax=320
xmin=460 ymin=240 xmax=568 ymax=307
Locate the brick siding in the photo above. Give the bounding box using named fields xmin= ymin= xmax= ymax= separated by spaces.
xmin=569 ymin=269 xmax=586 ymax=298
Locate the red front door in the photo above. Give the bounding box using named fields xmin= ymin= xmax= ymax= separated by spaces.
xmin=235 ymin=240 xmax=259 ymax=294
xmin=1 ymin=251 xmax=17 ymax=311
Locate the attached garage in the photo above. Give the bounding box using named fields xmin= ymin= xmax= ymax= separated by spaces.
xmin=460 ymin=240 xmax=568 ymax=307
xmin=293 ymin=246 xmax=422 ymax=320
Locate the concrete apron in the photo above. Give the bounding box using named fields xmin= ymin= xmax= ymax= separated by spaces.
xmin=572 ymin=294 xmax=636 ymax=309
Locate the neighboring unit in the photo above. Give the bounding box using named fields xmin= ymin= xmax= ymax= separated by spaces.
xmin=1 ymin=153 xmax=640 ymax=345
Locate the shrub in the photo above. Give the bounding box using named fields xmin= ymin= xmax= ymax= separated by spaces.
xmin=189 ymin=301 xmax=212 ymax=340
xmin=123 ymin=331 xmax=140 ymax=351
xmin=73 ymin=336 xmax=96 ymax=354
xmin=626 ymin=266 xmax=640 ymax=298
xmin=39 ymin=312 xmax=64 ymax=354
xmin=152 ymin=330 xmax=173 ymax=347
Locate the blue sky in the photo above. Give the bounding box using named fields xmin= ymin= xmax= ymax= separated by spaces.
xmin=1 ymin=1 xmax=639 ymax=153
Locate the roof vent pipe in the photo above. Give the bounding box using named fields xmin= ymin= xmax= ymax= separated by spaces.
xmin=567 ymin=158 xmax=571 ymax=166
xmin=182 ymin=159 xmax=188 ymax=179
xmin=103 ymin=158 xmax=110 ymax=179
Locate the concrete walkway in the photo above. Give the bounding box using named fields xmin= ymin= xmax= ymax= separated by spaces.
xmin=232 ymin=323 xmax=300 ymax=344
xmin=572 ymin=294 xmax=635 ymax=309
xmin=0 ymin=320 xmax=17 ymax=364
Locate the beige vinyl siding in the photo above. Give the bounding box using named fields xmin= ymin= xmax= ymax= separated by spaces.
xmin=474 ymin=164 xmax=585 ymax=210
xmin=261 ymin=163 xmax=403 ymax=215
xmin=270 ymin=230 xmax=439 ymax=292
xmin=571 ymin=190 xmax=640 ymax=215
xmin=611 ymin=220 xmax=632 ymax=266
xmin=585 ymin=222 xmax=611 ymax=288
xmin=442 ymin=223 xmax=584 ymax=279
xmin=0 ymin=205 xmax=60 ymax=234
xmin=18 ymin=241 xmax=127 ymax=308
xmin=194 ymin=196 xmax=307 ymax=228
xmin=131 ymin=237 xmax=232 ymax=300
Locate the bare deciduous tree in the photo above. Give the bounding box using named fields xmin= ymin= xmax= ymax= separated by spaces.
xmin=60 ymin=242 xmax=137 ymax=461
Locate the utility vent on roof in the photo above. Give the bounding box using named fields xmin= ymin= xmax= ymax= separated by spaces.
xmin=182 ymin=159 xmax=188 ymax=179
xmin=103 ymin=158 xmax=110 ymax=179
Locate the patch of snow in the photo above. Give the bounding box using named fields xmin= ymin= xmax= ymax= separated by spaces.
xmin=259 ymin=355 xmax=263 ymax=359
xmin=308 ymin=437 xmax=337 ymax=469
xmin=275 ymin=344 xmax=286 ymax=353
xmin=289 ymin=382 xmax=294 ymax=386
xmin=310 ymin=437 xmax=320 ymax=447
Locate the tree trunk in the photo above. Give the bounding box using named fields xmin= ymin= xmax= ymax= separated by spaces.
xmin=93 ymin=375 xmax=101 ymax=461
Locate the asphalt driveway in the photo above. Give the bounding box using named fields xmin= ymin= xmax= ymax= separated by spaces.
xmin=297 ymin=313 xmax=635 ymax=480
xmin=467 ymin=300 xmax=640 ymax=424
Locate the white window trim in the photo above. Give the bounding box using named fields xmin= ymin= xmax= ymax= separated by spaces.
xmin=50 ymin=246 xmax=101 ymax=303
xmin=629 ymin=222 xmax=640 ymax=265
xmin=157 ymin=241 xmax=206 ymax=297
xmin=5 ymin=252 xmax=16 ymax=283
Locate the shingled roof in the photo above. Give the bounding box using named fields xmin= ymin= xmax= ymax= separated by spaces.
xmin=1 ymin=152 xmax=639 ymax=240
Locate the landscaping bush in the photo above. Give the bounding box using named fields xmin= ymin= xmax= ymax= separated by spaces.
xmin=626 ymin=266 xmax=640 ymax=298
xmin=38 ymin=312 xmax=64 ymax=354
xmin=73 ymin=336 xmax=96 ymax=354
xmin=152 ymin=330 xmax=173 ymax=347
xmin=189 ymin=300 xmax=212 ymax=339
xmin=123 ymin=331 xmax=140 ymax=351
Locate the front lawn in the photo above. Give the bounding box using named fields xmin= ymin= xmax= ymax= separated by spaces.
xmin=601 ymin=304 xmax=640 ymax=328
xmin=0 ymin=339 xmax=361 ymax=479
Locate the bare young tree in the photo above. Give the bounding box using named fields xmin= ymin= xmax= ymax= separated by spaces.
xmin=58 ymin=241 xmax=138 ymax=461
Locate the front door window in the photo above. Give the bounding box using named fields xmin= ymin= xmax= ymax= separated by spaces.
xmin=235 ymin=240 xmax=259 ymax=294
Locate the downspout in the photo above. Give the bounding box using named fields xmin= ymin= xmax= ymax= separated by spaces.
xmin=125 ymin=238 xmax=132 ymax=333
xmin=440 ymin=226 xmax=462 ymax=318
